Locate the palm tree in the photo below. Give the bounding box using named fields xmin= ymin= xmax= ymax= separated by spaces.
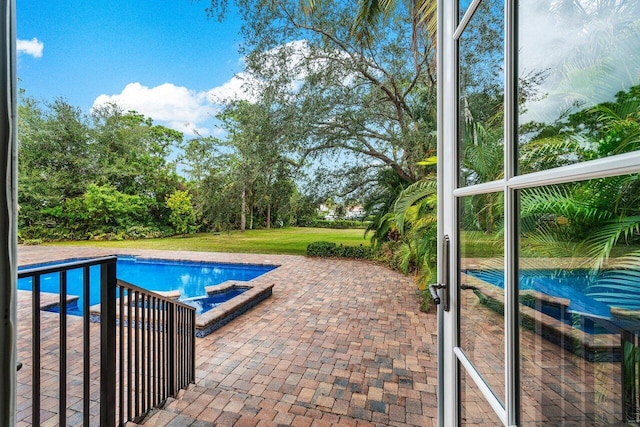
xmin=351 ymin=0 xmax=436 ymax=51
xmin=363 ymin=168 xmax=410 ymax=247
xmin=302 ymin=0 xmax=437 ymax=52
xmin=392 ymin=171 xmax=438 ymax=274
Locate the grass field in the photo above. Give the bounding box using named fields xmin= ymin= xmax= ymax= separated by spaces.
xmin=46 ymin=227 xmax=371 ymax=255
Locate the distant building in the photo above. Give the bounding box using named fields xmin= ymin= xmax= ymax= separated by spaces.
xmin=318 ymin=204 xmax=336 ymax=220
xmin=345 ymin=205 xmax=365 ymax=220
xmin=317 ymin=204 xmax=365 ymax=221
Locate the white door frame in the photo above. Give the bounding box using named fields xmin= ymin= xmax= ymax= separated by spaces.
xmin=0 ymin=0 xmax=18 ymax=425
xmin=437 ymin=0 xmax=640 ymax=425
xmin=437 ymin=0 xmax=458 ymax=424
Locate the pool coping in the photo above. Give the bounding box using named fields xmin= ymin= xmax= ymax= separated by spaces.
xmin=78 ymin=256 xmax=280 ymax=337
xmin=88 ymin=280 xmax=275 ymax=338
xmin=18 ymin=289 xmax=80 ymax=312
xmin=194 ymin=281 xmax=274 ymax=337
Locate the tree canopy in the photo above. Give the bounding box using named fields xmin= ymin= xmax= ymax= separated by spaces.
xmin=18 ymin=97 xmax=183 ymax=241
xmin=209 ymin=0 xmax=438 ymax=198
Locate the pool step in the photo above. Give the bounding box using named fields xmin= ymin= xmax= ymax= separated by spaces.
xmin=195 ymin=283 xmax=274 ymax=337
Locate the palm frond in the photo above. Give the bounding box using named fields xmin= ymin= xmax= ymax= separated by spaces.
xmin=586 ymin=216 xmax=640 ymax=269
xmin=411 ymin=209 xmax=437 ymax=231
xmin=519 ymin=134 xmax=591 ymax=172
xmin=366 ymin=211 xmax=396 ymax=246
xmin=587 ymin=249 xmax=640 ymax=310
xmin=351 ymin=0 xmax=437 ymax=52
xmin=351 ymin=0 xmax=387 ymax=45
xmin=462 ymin=129 xmax=504 ymax=184
xmin=521 ymin=185 xmax=610 ymax=224
xmin=393 ymin=177 xmax=436 ymax=233
xmin=521 ymin=227 xmax=589 ymax=262
xmin=394 ymin=241 xmax=415 ymax=274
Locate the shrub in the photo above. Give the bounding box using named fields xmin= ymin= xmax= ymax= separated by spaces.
xmin=21 ymin=238 xmax=43 ymax=246
xmin=306 ymin=241 xmax=373 ymax=259
xmin=165 ymin=190 xmax=197 ymax=235
xmin=18 ymin=224 xmax=72 ymax=242
xmin=122 ymin=225 xmax=173 ymax=240
xmin=339 ymin=244 xmax=373 ymax=259
xmin=306 ymin=241 xmax=338 ymax=257
xmin=82 ymin=184 xmax=147 ymax=230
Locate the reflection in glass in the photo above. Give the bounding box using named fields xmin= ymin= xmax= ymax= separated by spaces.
xmin=458 ymin=0 xmax=504 ymax=187
xmin=518 ymin=1 xmax=640 ymax=173
xmin=460 ymin=367 xmax=503 ymax=425
xmin=459 ymin=193 xmax=505 ymax=401
xmin=459 ymin=0 xmax=473 ymax=22
xmin=518 ymin=175 xmax=640 ymax=424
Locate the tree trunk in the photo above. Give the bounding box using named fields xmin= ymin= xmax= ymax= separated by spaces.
xmin=240 ymin=185 xmax=246 ymax=232
xmin=266 ymin=204 xmax=271 ymax=229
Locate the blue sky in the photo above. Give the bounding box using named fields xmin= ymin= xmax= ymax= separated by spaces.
xmin=17 ymin=0 xmax=247 ymax=136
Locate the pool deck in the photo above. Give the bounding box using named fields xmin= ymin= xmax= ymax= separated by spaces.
xmin=16 ymin=246 xmax=438 ymax=426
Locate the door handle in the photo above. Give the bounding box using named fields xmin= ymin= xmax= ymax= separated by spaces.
xmin=429 ymin=283 xmax=445 ymax=305
xmin=429 ymin=235 xmax=450 ymax=311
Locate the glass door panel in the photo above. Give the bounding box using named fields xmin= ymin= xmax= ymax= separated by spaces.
xmin=443 ymin=0 xmax=640 ymax=424
xmin=459 ymin=193 xmax=505 ymax=401
xmin=459 ymin=0 xmax=473 ymax=22
xmin=517 ymin=0 xmax=640 ymax=174
xmin=458 ymin=0 xmax=504 ymax=188
xmin=519 ymin=176 xmax=640 ymax=424
xmin=460 ymin=367 xmax=504 ymax=425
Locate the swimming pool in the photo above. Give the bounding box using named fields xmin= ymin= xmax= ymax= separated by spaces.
xmin=465 ymin=268 xmax=612 ymax=318
xmin=18 ymin=256 xmax=277 ymax=315
xmin=465 ymin=268 xmax=619 ymax=335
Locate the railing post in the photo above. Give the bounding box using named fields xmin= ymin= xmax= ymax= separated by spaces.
xmin=100 ymin=260 xmax=117 ymax=426
xmin=191 ymin=310 xmax=196 ymax=383
xmin=168 ymin=303 xmax=177 ymax=397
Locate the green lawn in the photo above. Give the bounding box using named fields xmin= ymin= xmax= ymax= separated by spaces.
xmin=45 ymin=227 xmax=370 ymax=255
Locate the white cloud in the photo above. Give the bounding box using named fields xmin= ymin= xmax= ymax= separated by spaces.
xmin=17 ymin=38 xmax=43 ymax=58
xmin=206 ymin=39 xmax=355 ymax=105
xmin=519 ymin=0 xmax=640 ymax=124
xmin=206 ymin=71 xmax=258 ymax=104
xmin=93 ymin=82 xmax=218 ymax=136
xmin=92 ymin=39 xmax=355 ymax=137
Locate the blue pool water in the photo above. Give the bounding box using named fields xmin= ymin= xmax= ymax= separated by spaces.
xmin=182 ymin=288 xmax=248 ymax=314
xmin=465 ymin=269 xmax=612 ymax=319
xmin=18 ymin=256 xmax=277 ymax=315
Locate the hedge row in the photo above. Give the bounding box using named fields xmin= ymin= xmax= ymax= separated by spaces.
xmin=306 ymin=241 xmax=373 ymax=259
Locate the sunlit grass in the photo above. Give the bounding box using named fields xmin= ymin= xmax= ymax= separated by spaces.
xmin=45 ymin=227 xmax=370 ymax=255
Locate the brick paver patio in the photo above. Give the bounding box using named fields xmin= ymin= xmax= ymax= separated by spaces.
xmin=17 ymin=246 xmax=634 ymax=425
xmin=16 ymin=246 xmax=439 ymax=426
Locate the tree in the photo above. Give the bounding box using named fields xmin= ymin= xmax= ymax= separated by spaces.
xmin=18 ymin=96 xmax=186 ymax=240
xmin=196 ymin=165 xmax=242 ymax=233
xmin=208 ymin=0 xmax=437 ymax=197
xmin=165 ymin=190 xmax=197 ymax=235
xmin=350 ymin=0 xmax=437 ymax=55
xmin=90 ymin=103 xmax=184 ymax=225
xmin=216 ymin=99 xmax=300 ymax=231
xmin=18 ymin=97 xmax=94 ymax=234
